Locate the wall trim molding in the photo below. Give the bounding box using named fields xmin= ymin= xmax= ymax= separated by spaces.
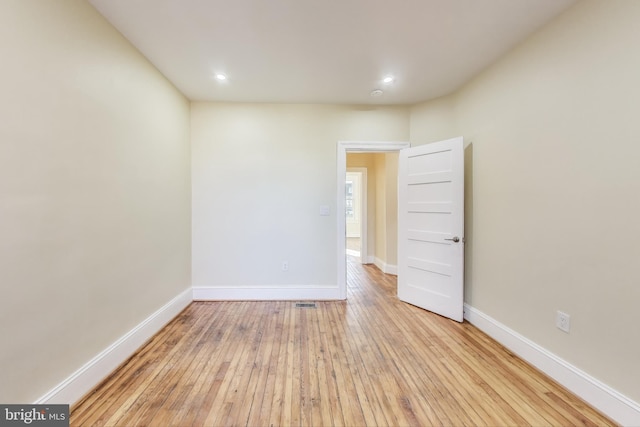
xmin=35 ymin=288 xmax=192 ymax=406
xmin=464 ymin=303 xmax=640 ymax=426
xmin=374 ymin=257 xmax=398 ymax=276
xmin=193 ymin=285 xmax=341 ymax=301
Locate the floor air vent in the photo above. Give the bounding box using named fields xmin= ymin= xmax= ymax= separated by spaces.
xmin=295 ymin=302 xmax=317 ymax=308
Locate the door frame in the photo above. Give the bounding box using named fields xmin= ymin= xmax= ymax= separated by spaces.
xmin=337 ymin=141 xmax=410 ymax=299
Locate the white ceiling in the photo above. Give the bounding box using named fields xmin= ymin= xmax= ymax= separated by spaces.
xmin=89 ymin=0 xmax=576 ymax=105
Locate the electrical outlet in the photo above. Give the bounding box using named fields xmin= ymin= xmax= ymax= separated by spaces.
xmin=282 ymin=261 xmax=289 ymax=271
xmin=556 ymin=311 xmax=570 ymax=333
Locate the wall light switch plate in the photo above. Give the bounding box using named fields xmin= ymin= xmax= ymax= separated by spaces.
xmin=556 ymin=311 xmax=571 ymax=333
xmin=320 ymin=205 xmax=330 ymax=216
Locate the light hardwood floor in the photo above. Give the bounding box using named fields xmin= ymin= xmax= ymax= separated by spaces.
xmin=71 ymin=258 xmax=616 ymax=426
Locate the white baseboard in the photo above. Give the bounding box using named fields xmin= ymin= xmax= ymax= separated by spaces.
xmin=35 ymin=288 xmax=192 ymax=406
xmin=346 ymin=249 xmax=360 ymax=257
xmin=374 ymin=257 xmax=397 ymax=275
xmin=193 ymin=285 xmax=341 ymax=301
xmin=364 ymin=255 xmax=375 ymax=264
xmin=464 ymin=304 xmax=640 ymax=426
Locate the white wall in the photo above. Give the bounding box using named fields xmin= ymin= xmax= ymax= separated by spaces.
xmin=409 ymin=95 xmax=457 ymax=146
xmin=191 ymin=103 xmax=408 ymax=297
xmin=0 ymin=1 xmax=191 ymax=403
xmin=411 ymin=0 xmax=640 ymax=406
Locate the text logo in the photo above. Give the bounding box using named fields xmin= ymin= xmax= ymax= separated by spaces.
xmin=0 ymin=405 xmax=69 ymax=427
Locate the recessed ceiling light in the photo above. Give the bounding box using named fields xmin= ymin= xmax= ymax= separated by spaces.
xmin=370 ymin=89 xmax=383 ymax=97
xmin=383 ymin=76 xmax=394 ymax=84
xmin=215 ymin=74 xmax=227 ymax=81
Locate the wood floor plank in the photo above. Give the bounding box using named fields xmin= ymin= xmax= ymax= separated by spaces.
xmin=304 ymin=305 xmax=327 ymax=427
xmin=349 ymin=266 xmax=439 ymax=425
xmin=71 ymin=305 xmax=196 ymax=427
xmin=92 ymin=304 xmax=209 ymax=426
xmin=279 ymin=301 xmax=295 ymax=427
xmin=458 ymin=335 xmax=574 ymax=425
xmin=145 ymin=304 xmax=233 ymax=426
xmin=245 ymin=302 xmax=281 ymax=427
xmin=325 ymin=302 xmax=369 ymax=426
xmin=112 ymin=303 xmax=219 ymax=426
xmin=347 ymin=261 xmax=458 ymax=426
xmin=71 ymin=257 xmax=617 ymax=427
xmin=203 ymin=301 xmax=261 ymax=426
xmin=180 ymin=302 xmax=246 ymax=426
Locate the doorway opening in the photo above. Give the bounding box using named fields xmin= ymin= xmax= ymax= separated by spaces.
xmin=336 ymin=141 xmax=410 ymax=299
xmin=345 ymin=168 xmax=366 ymax=261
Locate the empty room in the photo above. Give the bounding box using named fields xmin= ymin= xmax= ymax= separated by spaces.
xmin=1 ymin=0 xmax=639 ymax=426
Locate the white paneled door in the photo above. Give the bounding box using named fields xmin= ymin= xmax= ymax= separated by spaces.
xmin=397 ymin=137 xmax=464 ymax=322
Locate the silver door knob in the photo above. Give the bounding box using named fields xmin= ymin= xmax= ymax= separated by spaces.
xmin=445 ymin=236 xmax=460 ymax=243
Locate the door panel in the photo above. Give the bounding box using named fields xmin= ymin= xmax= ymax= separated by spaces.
xmin=408 ymin=182 xmax=452 ymax=202
xmin=398 ymin=137 xmax=464 ymax=322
